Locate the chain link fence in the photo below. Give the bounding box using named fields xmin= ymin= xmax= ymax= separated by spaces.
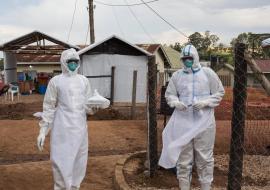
xmin=147 ymin=43 xmax=270 ymax=189
xmin=227 ymin=43 xmax=270 ymax=189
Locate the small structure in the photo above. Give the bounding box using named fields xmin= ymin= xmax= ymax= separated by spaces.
xmin=16 ymin=46 xmax=62 ymax=76
xmin=78 ymin=35 xmax=152 ymax=105
xmin=247 ymin=59 xmax=270 ymax=87
xmin=162 ymin=46 xmax=183 ymax=81
xmin=137 ymin=44 xmax=170 ymax=86
xmin=216 ymin=63 xmax=235 ymax=87
xmin=215 ymin=59 xmax=270 ymax=88
xmin=0 ymin=31 xmax=79 ymax=84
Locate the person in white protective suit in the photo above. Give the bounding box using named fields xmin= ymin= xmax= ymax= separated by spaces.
xmin=37 ymin=48 xmax=104 ymax=190
xmin=159 ymin=44 xmax=225 ymax=190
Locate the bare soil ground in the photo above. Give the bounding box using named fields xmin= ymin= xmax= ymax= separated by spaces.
xmin=124 ymin=153 xmax=270 ymax=189
xmin=0 ymin=87 xmax=270 ymax=189
xmin=0 ymin=120 xmax=147 ymax=190
xmin=1 ymin=87 xmax=270 ymax=121
xmin=0 ymin=120 xmax=269 ymax=189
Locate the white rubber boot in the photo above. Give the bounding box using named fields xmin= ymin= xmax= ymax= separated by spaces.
xmin=179 ymin=180 xmax=191 ymax=190
xmin=201 ymin=183 xmax=211 ymax=190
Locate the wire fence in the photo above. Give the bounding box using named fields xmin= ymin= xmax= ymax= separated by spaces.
xmin=227 ymin=43 xmax=270 ymax=189
xmin=147 ymin=42 xmax=270 ymax=189
xmin=147 ymin=55 xmax=158 ymax=177
xmin=215 ymin=43 xmax=270 ymax=189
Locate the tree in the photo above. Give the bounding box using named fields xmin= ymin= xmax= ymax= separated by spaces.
xmin=188 ymin=31 xmax=219 ymax=52
xmin=231 ymin=32 xmax=270 ymax=58
xmin=187 ymin=31 xmax=220 ymax=60
xmin=188 ymin=32 xmax=204 ymax=51
xmin=169 ymin=42 xmax=183 ymax=52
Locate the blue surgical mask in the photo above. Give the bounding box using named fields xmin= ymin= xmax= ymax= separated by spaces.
xmin=184 ymin=59 xmax=194 ymax=68
xmin=67 ymin=61 xmax=78 ymax=72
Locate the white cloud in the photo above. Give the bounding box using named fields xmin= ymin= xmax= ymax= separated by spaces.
xmin=0 ymin=0 xmax=270 ymax=59
xmin=152 ymin=29 xmax=190 ymax=45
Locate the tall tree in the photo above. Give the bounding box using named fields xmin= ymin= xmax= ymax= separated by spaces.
xmin=188 ymin=31 xmax=219 ymax=52
xmin=188 ymin=32 xmax=204 ymax=51
xmin=231 ymin=32 xmax=270 ymax=58
xmin=187 ymin=31 xmax=220 ymax=60
xmin=169 ymin=42 xmax=183 ymax=52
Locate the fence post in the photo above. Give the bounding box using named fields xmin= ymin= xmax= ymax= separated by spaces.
xmin=228 ymin=43 xmax=247 ymax=190
xmin=110 ymin=66 xmax=115 ymax=105
xmin=147 ymin=55 xmax=158 ymax=177
xmin=131 ymin=70 xmax=137 ymax=119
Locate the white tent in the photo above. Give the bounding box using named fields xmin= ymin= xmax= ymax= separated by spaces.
xmin=78 ymin=35 xmax=152 ymax=104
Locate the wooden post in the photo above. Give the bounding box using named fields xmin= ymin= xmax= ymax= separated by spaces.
xmin=228 ymin=43 xmax=247 ymax=190
xmin=88 ymin=0 xmax=95 ymax=44
xmin=110 ymin=66 xmax=115 ymax=105
xmin=245 ymin=51 xmax=270 ymax=96
xmin=131 ymin=70 xmax=137 ymax=119
xmin=147 ymin=55 xmax=158 ymax=177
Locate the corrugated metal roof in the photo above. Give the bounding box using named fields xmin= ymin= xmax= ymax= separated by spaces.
xmin=162 ymin=46 xmax=183 ymax=69
xmin=15 ymin=45 xmax=63 ymax=63
xmin=251 ymin=60 xmax=270 ymax=73
xmin=78 ymin=35 xmax=152 ymax=56
xmin=0 ymin=30 xmax=79 ymax=51
xmin=16 ymin=54 xmax=60 ymax=63
xmin=136 ymin=44 xmax=161 ymax=54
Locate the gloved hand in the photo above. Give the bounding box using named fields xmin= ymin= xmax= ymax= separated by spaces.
xmin=193 ymin=100 xmax=209 ymax=111
xmin=84 ymin=105 xmax=100 ymax=115
xmin=91 ymin=106 xmax=100 ymax=114
xmin=168 ymin=100 xmax=187 ymax=111
xmin=37 ymin=126 xmax=47 ymax=151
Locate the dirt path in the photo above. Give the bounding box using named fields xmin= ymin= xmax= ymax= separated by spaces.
xmin=0 ymin=120 xmax=147 ymax=190
xmin=0 ymin=120 xmax=148 ymax=164
xmin=0 ymin=155 xmax=124 ymax=190
xmin=0 ymin=120 xmax=269 ymax=189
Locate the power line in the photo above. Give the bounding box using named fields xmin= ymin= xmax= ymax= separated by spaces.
xmin=67 ymin=0 xmax=78 ymax=42
xmin=94 ymin=0 xmax=159 ymax=7
xmin=112 ymin=6 xmax=126 ymax=38
xmin=140 ymin=0 xmax=189 ymax=39
xmin=85 ymin=23 xmax=90 ymax=46
xmin=124 ymin=0 xmax=155 ymax=43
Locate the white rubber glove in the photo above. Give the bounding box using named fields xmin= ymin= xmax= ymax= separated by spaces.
xmin=193 ymin=100 xmax=209 ymax=111
xmin=168 ymin=100 xmax=187 ymax=111
xmin=37 ymin=126 xmax=47 ymax=151
xmin=84 ymin=105 xmax=100 ymax=115
xmin=91 ymin=106 xmax=100 ymax=113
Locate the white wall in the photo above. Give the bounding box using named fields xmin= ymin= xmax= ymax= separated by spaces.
xmin=81 ymin=54 xmax=148 ymax=103
xmin=155 ymin=52 xmax=165 ymax=73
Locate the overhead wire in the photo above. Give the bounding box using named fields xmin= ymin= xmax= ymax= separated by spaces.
xmin=94 ymin=0 xmax=159 ymax=7
xmin=112 ymin=6 xmax=126 ymax=38
xmin=67 ymin=0 xmax=79 ymax=42
xmin=123 ymin=0 xmax=155 ymax=43
xmin=140 ymin=0 xmax=189 ymax=40
xmin=84 ymin=23 xmax=90 ymax=46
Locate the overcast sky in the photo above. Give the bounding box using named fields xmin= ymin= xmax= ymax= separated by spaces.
xmin=0 ymin=0 xmax=270 ymax=57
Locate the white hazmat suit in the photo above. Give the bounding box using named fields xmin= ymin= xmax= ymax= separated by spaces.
xmin=159 ymin=45 xmax=224 ymax=190
xmin=37 ymin=48 xmax=97 ymax=190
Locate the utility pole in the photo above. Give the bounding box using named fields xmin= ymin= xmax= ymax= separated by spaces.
xmin=88 ymin=0 xmax=95 ymax=44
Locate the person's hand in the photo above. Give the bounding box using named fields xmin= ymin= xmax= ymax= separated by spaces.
xmin=193 ymin=100 xmax=209 ymax=111
xmin=91 ymin=106 xmax=100 ymax=113
xmin=37 ymin=133 xmax=45 ymax=151
xmin=37 ymin=127 xmax=47 ymax=151
xmin=169 ymin=101 xmax=187 ymax=111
